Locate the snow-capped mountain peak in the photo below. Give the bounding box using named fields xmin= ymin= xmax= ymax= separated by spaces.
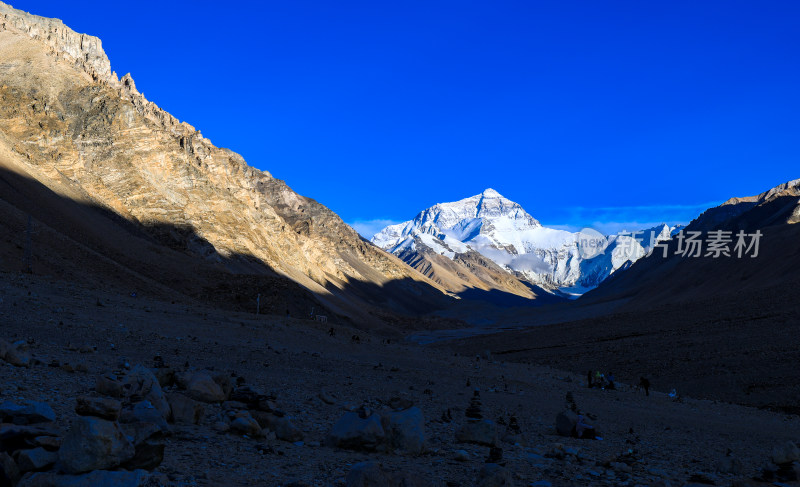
xmin=372 ymin=190 xmax=681 ymax=296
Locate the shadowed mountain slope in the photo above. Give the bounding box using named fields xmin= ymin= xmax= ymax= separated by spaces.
xmin=447 ymin=180 xmax=800 ymax=411
xmin=0 ymin=2 xmax=457 ymax=326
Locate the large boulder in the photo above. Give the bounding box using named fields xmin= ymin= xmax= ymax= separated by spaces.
xmin=57 ymin=417 xmax=135 ymax=474
xmin=122 ymin=366 xmax=170 ymax=420
xmin=326 ymin=412 xmax=385 ymax=451
xmin=18 ymin=469 xmax=154 ymax=487
xmin=166 ymin=393 xmax=204 ymax=425
xmin=0 ymin=401 xmax=56 ymax=425
xmin=456 ymin=419 xmax=497 ymax=446
xmin=382 ymin=407 xmax=425 ymax=455
xmin=185 ymin=371 xmax=226 ymax=403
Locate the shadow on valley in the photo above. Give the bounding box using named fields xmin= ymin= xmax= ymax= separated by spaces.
xmin=443 ymin=201 xmax=800 ymax=413
xmin=0 ymin=166 xmax=328 ymax=318
xmin=0 ymin=166 xmax=535 ymax=331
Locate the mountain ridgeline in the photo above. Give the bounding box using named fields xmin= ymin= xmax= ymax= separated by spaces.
xmin=0 ymin=2 xmax=454 ymax=327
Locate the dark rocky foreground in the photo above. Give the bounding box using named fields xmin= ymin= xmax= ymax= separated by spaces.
xmin=1 ymin=272 xmax=800 ymax=487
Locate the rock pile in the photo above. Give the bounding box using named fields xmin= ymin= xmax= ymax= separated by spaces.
xmin=0 ymin=393 xmax=164 ymax=487
xmin=455 ymin=391 xmax=497 ymax=446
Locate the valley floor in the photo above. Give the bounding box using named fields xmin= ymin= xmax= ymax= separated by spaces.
xmin=1 ymin=272 xmax=798 ymax=486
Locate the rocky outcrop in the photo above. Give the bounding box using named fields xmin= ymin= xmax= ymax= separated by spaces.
xmin=0 ymin=0 xmax=450 ymax=326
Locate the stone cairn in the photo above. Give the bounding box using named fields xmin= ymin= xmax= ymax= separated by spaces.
xmin=465 ymin=390 xmax=483 ymax=422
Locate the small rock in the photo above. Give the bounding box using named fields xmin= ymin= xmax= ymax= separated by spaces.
xmin=230 ymin=412 xmax=262 ymax=437
xmin=454 ymin=449 xmax=470 ymax=461
xmin=152 ymin=367 xmax=175 ymax=388
xmin=772 ymin=441 xmax=800 ymax=465
xmin=555 ymin=410 xmax=578 ymax=437
xmin=610 ymin=461 xmax=633 ymax=473
xmin=185 ymin=371 xmax=226 ymax=403
xmin=96 ymin=374 xmax=124 ymax=398
xmin=17 ymin=469 xmax=153 ymax=487
xmin=16 ymin=447 xmax=57 ymax=473
xmin=345 ymin=461 xmax=430 ymax=487
xmin=0 ymin=451 xmax=21 ymax=486
xmin=387 ymin=397 xmax=414 ymax=411
xmin=32 ymin=436 xmax=62 ymax=451
xmin=119 ymin=401 xmax=169 ymax=433
xmin=212 ymin=372 xmax=233 ymax=400
xmin=383 ymin=406 xmax=425 ymax=455
xmin=122 ymin=366 xmax=171 ymax=420
xmin=273 ymin=416 xmax=303 ymax=443
xmin=75 ymin=396 xmax=121 ymax=420
xmin=455 ymin=419 xmax=497 ymax=446
xmin=326 ymin=412 xmax=385 ymax=451
xmin=716 ymin=455 xmax=743 ymax=475
xmin=167 ymin=393 xmax=205 ymax=425
xmin=3 ymin=340 xmax=31 ymax=367
xmin=0 ymin=424 xmax=60 ymax=453
xmin=318 ymin=391 xmax=335 ymax=405
xmin=0 ymin=400 xmax=56 ymax=425
xmin=120 ymin=421 xmax=165 ymax=471
xmin=345 ymin=462 xmax=388 ymax=487
xmin=477 ymin=463 xmax=514 ymax=487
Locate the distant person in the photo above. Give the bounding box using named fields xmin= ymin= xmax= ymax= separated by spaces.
xmin=594 ymin=370 xmax=602 ymax=388
xmin=639 ymin=377 xmax=650 ymax=396
xmin=587 ymin=370 xmax=593 ymax=388
xmin=595 ymin=371 xmax=606 ymax=389
xmin=607 ymin=372 xmax=615 ymax=390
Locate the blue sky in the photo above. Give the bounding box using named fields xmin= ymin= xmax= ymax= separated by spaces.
xmin=17 ymin=0 xmax=800 ymax=236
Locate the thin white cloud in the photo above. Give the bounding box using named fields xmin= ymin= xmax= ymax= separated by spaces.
xmin=349 ymin=219 xmax=404 ymax=239
xmin=567 ymin=202 xmax=721 ymax=212
xmin=587 ymin=220 xmax=687 ymax=236
xmin=545 ymin=200 xmax=721 ymax=236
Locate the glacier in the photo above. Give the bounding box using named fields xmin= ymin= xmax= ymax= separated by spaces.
xmin=372 ymin=189 xmax=680 ymax=296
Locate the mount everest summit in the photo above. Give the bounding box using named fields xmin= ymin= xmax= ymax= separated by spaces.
xmin=372 ymin=189 xmax=680 ymax=298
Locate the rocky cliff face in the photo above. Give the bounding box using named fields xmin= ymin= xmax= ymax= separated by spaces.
xmin=0 ymin=2 xmax=449 ymax=322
